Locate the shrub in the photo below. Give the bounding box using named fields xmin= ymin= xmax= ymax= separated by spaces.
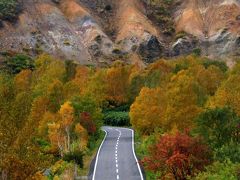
xmin=193 ymin=48 xmax=202 ymax=56
xmin=103 ymin=111 xmax=130 ymax=126
xmin=194 ymin=107 xmax=240 ymax=148
xmin=63 ymin=151 xmax=84 ymax=168
xmin=202 ymin=60 xmax=228 ymax=72
xmin=0 ymin=0 xmax=21 ymax=22
xmin=104 ymin=104 xmax=130 ymax=112
xmin=143 ymin=131 xmax=212 ymax=179
xmin=173 ymin=63 xmax=189 ymax=74
xmin=195 ymin=160 xmax=240 ymax=180
xmin=80 ymin=112 xmax=97 ymax=135
xmin=64 ymin=60 xmax=77 ymax=82
xmin=214 ymin=142 xmax=240 ymax=163
xmin=2 ymin=54 xmax=35 ymax=74
xmin=71 ymin=96 xmax=103 ymax=132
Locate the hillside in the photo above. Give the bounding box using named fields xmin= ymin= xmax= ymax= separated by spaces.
xmin=0 ymin=0 xmax=239 ymax=65
xmin=1 ymin=1 xmax=240 ymax=179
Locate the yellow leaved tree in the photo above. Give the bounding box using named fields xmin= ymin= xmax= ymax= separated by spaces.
xmin=106 ymin=61 xmax=131 ymax=105
xmin=130 ymin=87 xmax=167 ymax=135
xmin=59 ymin=101 xmax=74 ymax=153
xmin=208 ymin=73 xmax=240 ymax=116
xmin=164 ymin=70 xmax=202 ymax=131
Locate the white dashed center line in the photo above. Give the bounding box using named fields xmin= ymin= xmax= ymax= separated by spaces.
xmin=115 ymin=129 xmax=121 ymax=180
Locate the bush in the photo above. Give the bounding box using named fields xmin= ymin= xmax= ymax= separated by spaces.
xmin=2 ymin=54 xmax=35 ymax=74
xmin=214 ymin=142 xmax=240 ymax=163
xmin=80 ymin=112 xmax=97 ymax=135
xmin=173 ymin=63 xmax=189 ymax=74
xmin=103 ymin=104 xmax=130 ymax=112
xmin=64 ymin=60 xmax=77 ymax=82
xmin=103 ymin=111 xmax=130 ymax=126
xmin=0 ymin=0 xmax=21 ymax=22
xmin=202 ymin=60 xmax=228 ymax=72
xmin=195 ymin=160 xmax=240 ymax=180
xmin=63 ymin=151 xmax=84 ymax=168
xmin=193 ymin=48 xmax=202 ymax=56
xmin=143 ymin=131 xmax=212 ymax=179
xmin=71 ymin=95 xmax=103 ymax=132
xmin=194 ymin=107 xmax=240 ymax=148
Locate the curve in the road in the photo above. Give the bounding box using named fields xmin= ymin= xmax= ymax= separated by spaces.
xmin=92 ymin=129 xmax=108 ymax=180
xmin=92 ymin=127 xmax=144 ymax=180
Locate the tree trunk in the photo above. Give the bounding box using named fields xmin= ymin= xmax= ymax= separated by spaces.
xmin=66 ymin=126 xmax=71 ymax=152
xmin=74 ymin=163 xmax=78 ymax=178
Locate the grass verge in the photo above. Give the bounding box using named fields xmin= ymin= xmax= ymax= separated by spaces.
xmin=78 ymin=131 xmax=105 ymax=176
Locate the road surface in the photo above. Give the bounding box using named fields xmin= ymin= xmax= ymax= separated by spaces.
xmin=92 ymin=127 xmax=144 ymax=180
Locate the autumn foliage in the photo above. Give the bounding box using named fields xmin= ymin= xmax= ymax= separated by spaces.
xmin=0 ymin=55 xmax=102 ymax=178
xmin=130 ymin=87 xmax=167 ymax=134
xmin=143 ymin=131 xmax=212 ymax=179
xmin=80 ymin=112 xmax=97 ymax=135
xmin=1 ymin=53 xmax=240 ymax=179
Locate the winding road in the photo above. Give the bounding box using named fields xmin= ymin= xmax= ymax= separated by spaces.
xmin=91 ymin=127 xmax=144 ymax=180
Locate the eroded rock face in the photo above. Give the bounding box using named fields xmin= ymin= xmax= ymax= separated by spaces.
xmin=175 ymin=0 xmax=240 ymax=58
xmin=0 ymin=0 xmax=162 ymax=64
xmin=0 ymin=0 xmax=239 ymax=64
xmin=60 ymin=0 xmax=115 ymax=60
xmin=0 ymin=0 xmax=92 ymax=64
xmin=138 ymin=36 xmax=164 ymax=63
xmin=171 ymin=36 xmax=198 ymax=56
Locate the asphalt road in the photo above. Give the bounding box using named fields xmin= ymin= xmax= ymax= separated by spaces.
xmin=92 ymin=127 xmax=144 ymax=180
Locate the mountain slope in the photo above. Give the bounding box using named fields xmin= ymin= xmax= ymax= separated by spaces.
xmin=0 ymin=0 xmax=239 ymax=64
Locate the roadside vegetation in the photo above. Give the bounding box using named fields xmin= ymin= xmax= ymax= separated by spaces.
xmin=0 ymin=52 xmax=240 ymax=179
xmin=131 ymin=56 xmax=240 ymax=179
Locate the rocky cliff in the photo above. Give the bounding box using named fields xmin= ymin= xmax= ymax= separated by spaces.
xmin=0 ymin=0 xmax=239 ymax=65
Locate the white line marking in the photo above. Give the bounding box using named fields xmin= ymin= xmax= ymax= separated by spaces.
xmin=129 ymin=128 xmax=144 ymax=180
xmin=94 ymin=127 xmax=143 ymax=180
xmin=92 ymin=130 xmax=108 ymax=180
xmin=116 ymin=159 xmax=118 ymax=163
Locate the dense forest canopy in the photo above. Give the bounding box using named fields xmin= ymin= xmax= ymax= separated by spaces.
xmin=0 ymin=53 xmax=239 ymax=179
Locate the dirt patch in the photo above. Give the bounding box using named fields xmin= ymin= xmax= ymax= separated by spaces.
xmin=175 ymin=0 xmax=240 ymax=38
xmin=116 ymin=0 xmax=159 ymax=41
xmin=60 ymin=0 xmax=89 ymax=21
xmin=79 ymin=0 xmax=117 ymax=39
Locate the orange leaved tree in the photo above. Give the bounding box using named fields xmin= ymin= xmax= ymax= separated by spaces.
xmin=59 ymin=101 xmax=74 ymax=152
